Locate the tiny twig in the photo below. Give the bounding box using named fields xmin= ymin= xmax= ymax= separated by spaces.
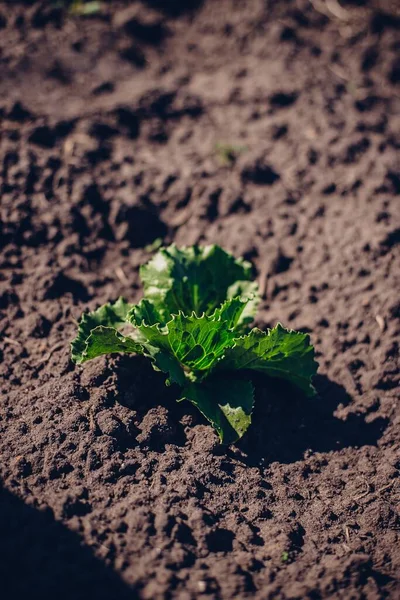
xmin=355 ymin=481 xmax=395 ymax=502
xmin=354 ymin=480 xmax=372 ymax=501
xmin=258 ymin=265 xmax=269 ymax=299
xmin=88 ymin=406 xmax=96 ymax=432
xmin=33 ymin=342 xmax=64 ymax=366
xmin=325 ymin=0 xmax=349 ymax=21
xmin=375 ymin=482 xmax=396 ymax=496
xmin=2 ymin=336 xmax=22 ymax=348
xmin=328 ymin=65 xmax=350 ymax=81
xmin=68 ymin=315 xmax=79 ymax=326
xmin=309 ymin=0 xmax=349 ymax=21
xmin=344 ymin=525 xmax=351 ymax=544
xmin=375 ymin=314 xmax=386 ymax=332
xmin=115 ymin=266 xmax=129 ymax=286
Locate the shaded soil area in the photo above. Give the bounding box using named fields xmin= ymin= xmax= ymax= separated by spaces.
xmin=1 ymin=1 xmax=400 ymax=598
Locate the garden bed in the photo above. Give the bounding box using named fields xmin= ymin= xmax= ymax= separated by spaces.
xmin=1 ymin=1 xmax=399 ymax=598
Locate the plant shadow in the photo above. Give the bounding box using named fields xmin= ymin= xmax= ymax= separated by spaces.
xmin=0 ymin=485 xmax=135 ymax=600
xmin=114 ymin=354 xmax=192 ymax=447
xmin=114 ymin=354 xmax=179 ymax=414
xmin=113 ymin=356 xmax=389 ymax=463
xmin=233 ymin=373 xmax=389 ymax=466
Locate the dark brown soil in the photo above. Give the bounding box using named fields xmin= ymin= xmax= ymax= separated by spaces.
xmin=1 ymin=1 xmax=400 ymax=598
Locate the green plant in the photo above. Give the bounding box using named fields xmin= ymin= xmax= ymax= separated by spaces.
xmin=69 ymin=1 xmax=102 ymax=16
xmin=71 ymin=245 xmax=318 ymax=444
xmin=281 ymin=551 xmax=290 ymax=563
xmin=52 ymin=0 xmax=103 ymax=16
xmin=215 ymin=142 xmax=248 ymax=166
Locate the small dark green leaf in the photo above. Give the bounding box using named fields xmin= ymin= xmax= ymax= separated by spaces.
xmin=128 ymin=298 xmax=163 ymax=327
xmin=69 ymin=1 xmax=103 ymax=16
xmin=145 ymin=346 xmax=187 ymax=387
xmin=128 ymin=306 xmax=185 ymax=386
xmin=211 ymin=296 xmax=252 ymax=330
xmin=73 ymin=326 xmax=142 ymax=364
xmin=182 ymin=377 xmax=254 ymax=444
xmin=227 ymin=280 xmax=260 ymax=330
xmin=71 ymin=297 xmax=134 ymax=364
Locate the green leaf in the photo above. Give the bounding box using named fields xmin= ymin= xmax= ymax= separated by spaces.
xmin=69 ymin=1 xmax=103 ymax=16
xmin=226 ymin=280 xmax=260 ymax=330
xmin=128 ymin=301 xmax=186 ymax=386
xmin=167 ymin=311 xmax=237 ymax=374
xmin=147 ymin=346 xmax=187 ymax=387
xmin=182 ymin=377 xmax=254 ymax=444
xmin=130 ymin=301 xmax=247 ymax=384
xmin=128 ymin=298 xmax=163 ymax=327
xmin=210 ymin=296 xmax=251 ymax=330
xmin=220 ymin=324 xmax=318 ymax=396
xmin=74 ymin=326 xmax=142 ymax=364
xmin=140 ymin=244 xmax=258 ymax=322
xmin=71 ymin=297 xmax=134 ymax=364
xmin=132 ymin=300 xmax=247 ymax=376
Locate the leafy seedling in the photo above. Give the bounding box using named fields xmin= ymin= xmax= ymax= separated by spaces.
xmin=71 ymin=245 xmax=318 ymax=444
xmin=215 ymin=142 xmax=248 ymax=166
xmin=281 ymin=551 xmax=290 ymax=563
xmin=144 ymin=237 xmax=164 ymax=253
xmin=69 ymin=1 xmax=103 ymax=16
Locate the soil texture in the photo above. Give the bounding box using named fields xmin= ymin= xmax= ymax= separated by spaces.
xmin=1 ymin=1 xmax=400 ymax=598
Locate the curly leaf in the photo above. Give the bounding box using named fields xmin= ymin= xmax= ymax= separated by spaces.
xmin=127 ymin=302 xmax=184 ymax=385
xmin=71 ymin=297 xmax=134 ymax=364
xmin=227 ymin=280 xmax=260 ymax=330
xmin=132 ymin=298 xmax=250 ymax=375
xmin=127 ymin=298 xmax=162 ymax=328
xmin=212 ymin=295 xmax=254 ymax=330
xmin=148 ymin=348 xmax=187 ymax=387
xmin=72 ymin=326 xmax=142 ymax=364
xmin=220 ymin=324 xmax=318 ymax=396
xmin=167 ymin=312 xmax=237 ymax=373
xmin=140 ymin=244 xmax=258 ymax=322
xmin=182 ymin=377 xmax=254 ymax=444
xmin=131 ymin=301 xmax=249 ymax=383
